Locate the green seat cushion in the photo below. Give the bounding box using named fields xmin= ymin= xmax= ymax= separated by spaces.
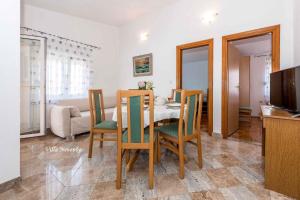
xmin=158 ymin=123 xmax=184 ymax=138
xmin=122 ymin=128 xmax=156 ymax=143
xmin=95 ymin=120 xmax=117 ymax=130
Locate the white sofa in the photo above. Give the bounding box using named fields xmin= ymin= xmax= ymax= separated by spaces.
xmin=50 ymin=97 xmax=116 ymax=138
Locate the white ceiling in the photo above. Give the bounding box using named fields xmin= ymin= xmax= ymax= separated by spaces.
xmin=231 ymin=34 xmax=272 ymax=56
xmin=22 ymin=0 xmax=178 ymax=26
xmin=182 ymin=46 xmax=209 ymax=63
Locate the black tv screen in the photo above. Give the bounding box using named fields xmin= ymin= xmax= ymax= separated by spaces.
xmin=270 ymin=66 xmax=300 ymax=113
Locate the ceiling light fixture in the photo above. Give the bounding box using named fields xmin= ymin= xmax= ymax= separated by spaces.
xmin=201 ymin=11 xmax=219 ymax=25
xmin=140 ymin=32 xmax=149 ymax=41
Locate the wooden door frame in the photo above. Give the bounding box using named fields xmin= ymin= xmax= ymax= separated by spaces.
xmin=176 ymin=39 xmax=214 ymax=136
xmin=222 ymin=25 xmax=280 ymax=138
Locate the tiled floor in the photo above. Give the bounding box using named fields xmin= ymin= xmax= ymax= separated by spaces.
xmin=0 ymin=132 xmax=294 ymax=200
xmin=230 ymin=118 xmax=263 ymax=143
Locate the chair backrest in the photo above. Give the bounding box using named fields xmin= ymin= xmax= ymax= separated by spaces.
xmin=171 ymin=89 xmax=182 ymax=103
xmin=89 ymin=89 xmax=105 ymax=127
xmin=178 ymin=90 xmax=203 ymax=137
xmin=117 ymin=90 xmax=154 ymax=144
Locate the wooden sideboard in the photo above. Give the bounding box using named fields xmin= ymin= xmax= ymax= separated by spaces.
xmin=261 ymin=105 xmax=300 ymax=199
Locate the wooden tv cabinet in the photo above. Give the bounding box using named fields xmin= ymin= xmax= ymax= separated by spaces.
xmin=261 ymin=105 xmax=300 ymax=199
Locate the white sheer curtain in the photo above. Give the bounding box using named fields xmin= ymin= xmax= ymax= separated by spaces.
xmin=21 ymin=28 xmax=95 ymax=101
xmin=264 ymin=56 xmax=272 ymax=103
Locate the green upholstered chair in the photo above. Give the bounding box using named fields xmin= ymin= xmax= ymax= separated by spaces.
xmin=158 ymin=90 xmax=203 ymax=179
xmin=168 ymin=89 xmax=182 ymax=103
xmin=116 ymin=90 xmax=156 ymax=190
xmin=88 ymin=89 xmax=117 ymax=158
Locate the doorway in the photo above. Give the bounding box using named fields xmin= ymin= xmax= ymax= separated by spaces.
xmin=222 ymin=25 xmax=280 ymax=139
xmin=176 ymin=39 xmax=213 ymax=135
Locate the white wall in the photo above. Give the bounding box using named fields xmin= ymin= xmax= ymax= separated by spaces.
xmin=21 ymin=5 xmax=120 ymax=97
xmin=182 ymin=61 xmax=208 ymax=92
xmin=0 ymin=1 xmax=20 ymax=184
xmin=294 ymin=0 xmax=300 ymax=66
xmin=118 ymin=0 xmax=294 ymax=133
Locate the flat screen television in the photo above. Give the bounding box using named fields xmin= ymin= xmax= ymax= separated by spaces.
xmin=270 ymin=66 xmax=300 ymax=114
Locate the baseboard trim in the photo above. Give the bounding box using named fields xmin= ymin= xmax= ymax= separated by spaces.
xmin=0 ymin=177 xmax=21 ymax=193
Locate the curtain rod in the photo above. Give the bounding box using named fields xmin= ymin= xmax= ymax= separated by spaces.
xmin=21 ymin=27 xmax=101 ymax=50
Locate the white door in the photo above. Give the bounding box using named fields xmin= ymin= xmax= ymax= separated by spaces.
xmin=20 ymin=35 xmax=46 ymax=138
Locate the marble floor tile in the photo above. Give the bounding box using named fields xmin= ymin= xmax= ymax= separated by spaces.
xmin=18 ymin=180 xmax=64 ymax=200
xmin=270 ymin=191 xmax=296 ymax=200
xmin=18 ymin=173 xmax=58 ymax=191
xmin=124 ymin=176 xmax=158 ymax=200
xmin=158 ymin=194 xmax=192 ymax=200
xmin=246 ymin=163 xmax=265 ymax=178
xmin=184 ymin=159 xmax=202 ymax=171
xmin=156 ymin=175 xmax=187 ymax=198
xmin=246 ymin=183 xmax=271 ymax=200
xmin=190 ymin=190 xmax=225 ymax=200
xmin=56 ymin=184 xmax=95 ymax=200
xmin=1 ymin=132 xmax=296 ymax=200
xmin=228 ymin=166 xmax=261 ymax=185
xmin=213 ymin=154 xmax=242 ymax=167
xmin=66 ymin=167 xmax=103 ymax=186
xmin=90 ymin=181 xmax=124 ymax=200
xmin=0 ymin=176 xmax=64 ymax=200
xmin=182 ymin=171 xmax=216 ymax=192
xmin=206 ymin=168 xmax=241 ymax=188
xmin=219 ymin=185 xmax=257 ymax=200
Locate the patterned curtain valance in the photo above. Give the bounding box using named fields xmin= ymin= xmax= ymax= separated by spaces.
xmin=21 ymin=27 xmax=98 ymax=100
xmin=21 ymin=27 xmax=97 ymax=62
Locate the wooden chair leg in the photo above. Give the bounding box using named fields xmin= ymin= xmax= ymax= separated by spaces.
xmin=178 ymin=141 xmax=185 ymax=179
xmin=154 ymin=135 xmax=158 ymax=164
xmin=197 ymin=133 xmax=203 ymax=168
xmin=157 ymin=135 xmax=161 ymax=163
xmin=126 ymin=150 xmax=131 ymax=164
xmin=88 ymin=130 xmax=94 ymax=158
xmin=126 ymin=150 xmax=140 ymax=172
xmin=116 ymin=146 xmax=122 ymax=189
xmin=149 ymin=147 xmax=154 ymax=189
xmin=99 ymin=133 xmax=103 ymax=148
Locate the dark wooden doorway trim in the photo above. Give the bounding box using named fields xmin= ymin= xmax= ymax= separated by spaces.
xmin=176 ymin=39 xmax=214 ymax=135
xmin=222 ymin=25 xmax=280 ymax=138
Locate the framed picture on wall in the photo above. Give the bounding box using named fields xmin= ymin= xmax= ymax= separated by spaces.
xmin=133 ymin=53 xmax=153 ymax=77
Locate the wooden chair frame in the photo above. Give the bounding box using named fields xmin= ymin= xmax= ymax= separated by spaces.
xmin=168 ymin=89 xmax=183 ymax=102
xmin=88 ymin=89 xmax=117 ymax=158
xmin=116 ymin=90 xmax=156 ymax=189
xmin=158 ymin=90 xmax=203 ymax=179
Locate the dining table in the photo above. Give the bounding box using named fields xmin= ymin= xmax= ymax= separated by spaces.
xmin=112 ymin=103 xmax=183 ymax=127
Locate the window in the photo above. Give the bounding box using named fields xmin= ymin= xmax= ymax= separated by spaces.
xmin=264 ymin=56 xmax=272 ymax=103
xmin=21 ymin=28 xmax=95 ymax=101
xmin=45 ymin=40 xmax=94 ymax=100
xmin=47 ymin=55 xmax=92 ymax=100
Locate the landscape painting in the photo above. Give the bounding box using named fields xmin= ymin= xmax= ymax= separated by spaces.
xmin=133 ymin=53 xmax=153 ymax=77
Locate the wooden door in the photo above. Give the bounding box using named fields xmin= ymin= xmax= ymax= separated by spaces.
xmin=227 ymin=44 xmax=240 ymax=134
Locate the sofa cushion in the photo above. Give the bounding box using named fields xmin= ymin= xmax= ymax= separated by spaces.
xmin=70 ymin=111 xmax=90 ymax=136
xmin=95 ymin=120 xmax=117 ymax=130
xmin=56 ymin=98 xmax=89 ymax=112
xmin=69 ymin=106 xmax=81 ymax=117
